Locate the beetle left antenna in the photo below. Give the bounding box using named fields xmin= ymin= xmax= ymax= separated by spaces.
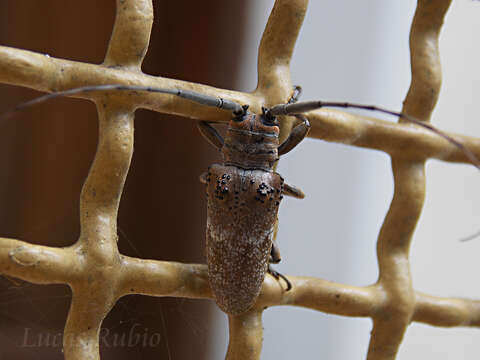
xmin=0 ymin=84 xmax=244 ymax=122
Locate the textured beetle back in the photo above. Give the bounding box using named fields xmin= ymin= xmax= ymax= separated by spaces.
xmin=205 ymin=164 xmax=284 ymax=314
xmin=222 ymin=113 xmax=280 ymax=171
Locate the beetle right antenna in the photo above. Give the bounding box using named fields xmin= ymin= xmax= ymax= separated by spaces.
xmin=268 ymin=100 xmax=480 ymax=171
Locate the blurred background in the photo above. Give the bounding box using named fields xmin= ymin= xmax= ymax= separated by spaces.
xmin=0 ymin=1 xmax=478 ymax=359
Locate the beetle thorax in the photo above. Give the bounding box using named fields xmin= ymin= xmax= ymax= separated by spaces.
xmin=222 ymin=113 xmax=280 ymax=171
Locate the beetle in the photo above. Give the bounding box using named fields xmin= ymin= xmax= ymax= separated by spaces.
xmin=197 ymin=87 xmax=309 ymax=315
xmin=2 ymin=84 xmax=479 ymax=315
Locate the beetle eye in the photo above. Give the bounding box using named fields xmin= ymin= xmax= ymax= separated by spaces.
xmin=232 ymin=104 xmax=249 ymax=122
xmin=261 ymin=107 xmax=278 ymax=126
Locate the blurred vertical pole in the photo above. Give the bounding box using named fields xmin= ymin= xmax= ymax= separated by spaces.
xmin=0 ymin=1 xmax=250 ymax=359
xmin=0 ymin=2 xmax=114 ymax=359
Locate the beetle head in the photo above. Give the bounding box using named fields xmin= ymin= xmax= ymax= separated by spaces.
xmin=228 ymin=105 xmax=280 ymax=137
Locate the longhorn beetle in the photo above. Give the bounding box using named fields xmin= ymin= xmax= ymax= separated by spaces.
xmin=1 ymin=84 xmax=480 ymax=315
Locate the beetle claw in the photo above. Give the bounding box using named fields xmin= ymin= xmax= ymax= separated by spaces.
xmin=268 ymin=266 xmax=292 ymax=291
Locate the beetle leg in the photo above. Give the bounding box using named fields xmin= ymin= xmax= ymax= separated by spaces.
xmin=268 ymin=266 xmax=292 ymax=291
xmin=277 ymin=114 xmax=310 ymax=156
xmin=287 ymin=85 xmax=302 ymax=104
xmin=197 ymin=121 xmax=224 ymax=150
xmin=268 ymin=241 xmax=291 ymax=290
xmin=269 ymin=240 xmax=282 ymax=264
xmin=283 ymin=183 xmax=305 ymax=199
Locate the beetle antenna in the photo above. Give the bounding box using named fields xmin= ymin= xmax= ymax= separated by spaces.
xmin=269 ymin=100 xmax=480 ymax=171
xmin=0 ymin=84 xmax=244 ymax=122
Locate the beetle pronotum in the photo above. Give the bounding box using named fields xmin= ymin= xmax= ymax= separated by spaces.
xmin=1 ymin=84 xmax=479 ymax=315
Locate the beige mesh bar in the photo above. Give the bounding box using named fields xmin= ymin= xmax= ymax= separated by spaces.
xmin=0 ymin=0 xmax=479 ymax=359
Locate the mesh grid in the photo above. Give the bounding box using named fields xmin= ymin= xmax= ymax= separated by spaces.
xmin=0 ymin=1 xmax=479 ymax=359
